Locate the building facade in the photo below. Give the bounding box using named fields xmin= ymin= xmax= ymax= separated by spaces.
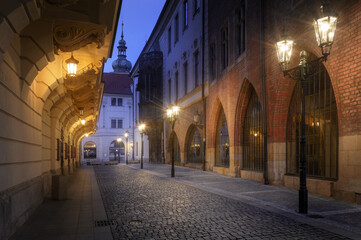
xmin=134 ymin=0 xmax=361 ymax=205
xmin=81 ymin=27 xmax=135 ymax=164
xmin=81 ymin=73 xmax=134 ymax=163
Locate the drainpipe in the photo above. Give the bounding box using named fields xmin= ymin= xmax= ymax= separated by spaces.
xmin=260 ymin=0 xmax=269 ymax=185
xmin=202 ymin=0 xmax=206 ymax=171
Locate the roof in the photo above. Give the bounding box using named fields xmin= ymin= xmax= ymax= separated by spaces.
xmin=103 ymin=72 xmax=133 ymax=95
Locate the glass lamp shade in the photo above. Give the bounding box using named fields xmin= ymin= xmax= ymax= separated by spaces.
xmin=166 ymin=108 xmax=173 ymax=119
xmin=124 ymin=131 xmax=129 ymax=138
xmin=66 ymin=54 xmax=79 ymax=76
xmin=172 ymin=106 xmax=180 ymax=117
xmin=81 ymin=119 xmax=86 ymax=125
xmin=85 ymin=133 xmax=89 ymax=137
xmin=138 ymin=124 xmax=145 ymax=133
xmin=117 ymin=137 xmax=122 ymax=142
xmin=275 ymin=39 xmax=293 ymax=71
xmin=313 ymin=15 xmax=337 ymax=57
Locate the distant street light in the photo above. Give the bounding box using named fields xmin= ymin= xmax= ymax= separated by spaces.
xmin=275 ymin=1 xmax=337 ymax=214
xmin=124 ymin=131 xmax=129 ymax=165
xmin=138 ymin=123 xmax=146 ymax=169
xmin=166 ymin=105 xmax=180 ymax=178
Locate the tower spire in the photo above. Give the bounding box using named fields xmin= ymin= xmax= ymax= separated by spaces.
xmin=121 ymin=22 xmax=124 ymax=40
xmin=112 ymin=21 xmax=132 ymax=73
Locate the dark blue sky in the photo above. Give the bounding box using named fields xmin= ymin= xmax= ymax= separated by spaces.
xmin=103 ymin=0 xmax=166 ymax=73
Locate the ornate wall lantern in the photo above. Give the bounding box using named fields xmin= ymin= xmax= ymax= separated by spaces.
xmin=66 ymin=53 xmax=79 ymax=77
xmin=313 ymin=1 xmax=338 ymax=59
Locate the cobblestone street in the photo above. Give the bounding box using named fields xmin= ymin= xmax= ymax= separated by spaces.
xmin=94 ymin=165 xmax=351 ymax=240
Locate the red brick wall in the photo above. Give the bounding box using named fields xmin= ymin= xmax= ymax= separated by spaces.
xmin=207 ymin=0 xmax=360 ymax=162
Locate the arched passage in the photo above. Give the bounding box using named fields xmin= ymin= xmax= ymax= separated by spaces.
xmin=109 ymin=140 xmax=125 ymax=162
xmin=83 ymin=141 xmax=97 ymax=159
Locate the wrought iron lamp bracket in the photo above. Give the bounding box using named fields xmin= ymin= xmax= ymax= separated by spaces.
xmin=283 ymin=54 xmax=325 ymax=83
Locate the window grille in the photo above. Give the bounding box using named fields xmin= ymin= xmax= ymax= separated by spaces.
xmin=243 ymin=90 xmax=264 ymax=171
xmin=215 ymin=108 xmax=229 ymax=167
xmin=286 ymin=61 xmax=338 ymax=179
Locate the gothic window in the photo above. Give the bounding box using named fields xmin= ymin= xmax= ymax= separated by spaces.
xmin=221 ymin=24 xmax=228 ymax=69
xmin=287 ymin=62 xmax=338 ymax=179
xmin=193 ymin=0 xmax=200 ymax=15
xmin=209 ymin=42 xmax=216 ymax=80
xmin=168 ymin=78 xmax=172 ymax=104
xmin=183 ymin=0 xmax=188 ymax=30
xmin=215 ymin=107 xmax=229 ymax=167
xmin=187 ymin=127 xmax=202 ymax=164
xmin=235 ymin=1 xmax=246 ymax=57
xmin=194 ymin=50 xmax=199 ymax=87
xmin=243 ymin=89 xmax=264 ymax=171
xmin=175 ymin=71 xmax=179 ymax=102
xmin=168 ymin=27 xmax=172 ymax=53
xmin=175 ymin=14 xmax=179 ymax=43
xmin=184 ymin=62 xmax=188 ymax=95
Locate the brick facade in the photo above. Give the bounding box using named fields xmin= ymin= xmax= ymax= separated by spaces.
xmin=136 ymin=0 xmax=361 ymax=204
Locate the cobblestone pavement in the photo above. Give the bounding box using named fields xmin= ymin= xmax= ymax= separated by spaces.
xmin=94 ymin=166 xmax=350 ymax=240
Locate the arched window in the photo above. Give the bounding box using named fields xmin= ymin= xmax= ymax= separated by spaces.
xmin=187 ymin=127 xmax=202 ymax=164
xmin=287 ymin=62 xmax=338 ymax=179
xmin=171 ymin=134 xmax=181 ymax=163
xmin=243 ymin=90 xmax=264 ymax=171
xmin=215 ymin=107 xmax=229 ymax=167
xmin=109 ymin=140 xmax=125 ymax=161
xmin=84 ymin=141 xmax=96 ymax=159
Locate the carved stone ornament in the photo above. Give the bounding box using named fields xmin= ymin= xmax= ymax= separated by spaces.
xmin=54 ymin=21 xmax=106 ymax=54
xmin=64 ymin=69 xmax=98 ymax=91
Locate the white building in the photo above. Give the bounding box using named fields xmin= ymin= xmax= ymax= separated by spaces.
xmin=81 ymin=26 xmax=137 ymax=164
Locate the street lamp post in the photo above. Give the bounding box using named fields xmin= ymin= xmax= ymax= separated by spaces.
xmin=138 ymin=124 xmax=146 ymax=169
xmin=124 ymin=131 xmax=129 ymax=165
xmin=117 ymin=137 xmax=122 ymax=162
xmin=275 ymin=1 xmax=337 ymax=214
xmin=167 ymin=105 xmax=180 ymax=178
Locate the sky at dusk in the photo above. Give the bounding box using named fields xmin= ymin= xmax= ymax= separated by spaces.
xmin=103 ymin=0 xmax=166 ymax=73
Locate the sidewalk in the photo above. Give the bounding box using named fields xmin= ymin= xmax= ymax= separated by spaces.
xmin=10 ymin=167 xmax=112 ymax=240
xmin=127 ymin=162 xmax=361 ymax=239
